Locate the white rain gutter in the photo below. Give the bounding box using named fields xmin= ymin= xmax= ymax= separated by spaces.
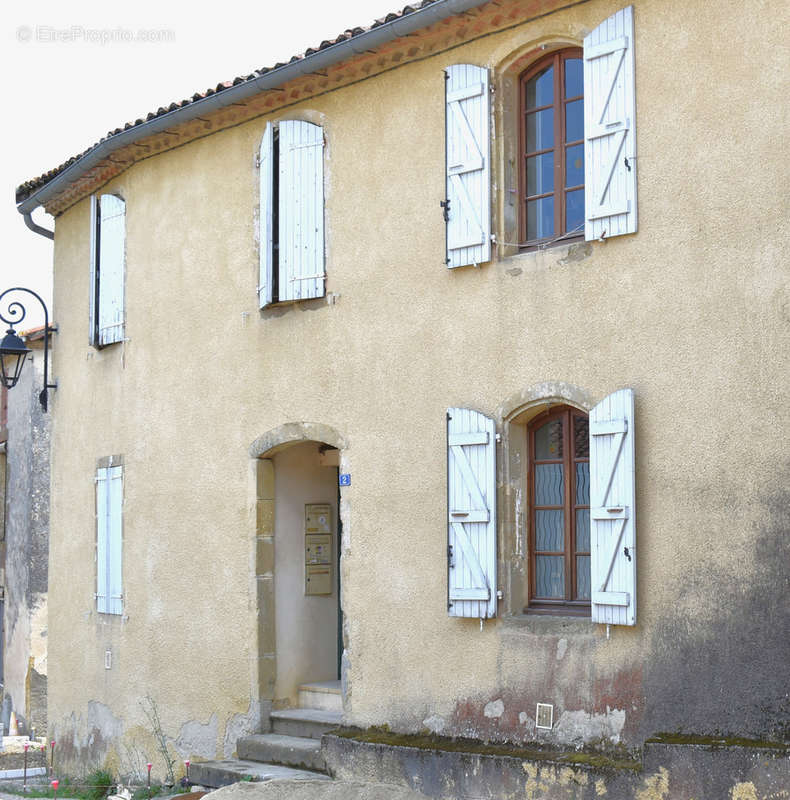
xmin=18 ymin=0 xmax=489 ymax=239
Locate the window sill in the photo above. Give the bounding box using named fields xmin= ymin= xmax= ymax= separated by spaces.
xmin=499 ymin=612 xmax=595 ymax=638
xmin=499 ymin=238 xmax=593 ymax=276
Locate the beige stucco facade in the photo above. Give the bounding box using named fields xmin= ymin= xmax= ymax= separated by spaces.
xmin=27 ymin=0 xmax=789 ymax=779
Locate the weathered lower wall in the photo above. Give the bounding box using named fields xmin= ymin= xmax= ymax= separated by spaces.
xmin=3 ymin=350 xmax=49 ymax=737
xmin=324 ymin=733 xmax=790 ymax=800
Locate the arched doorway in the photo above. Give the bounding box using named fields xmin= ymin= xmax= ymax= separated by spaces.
xmin=249 ymin=423 xmax=346 ymax=711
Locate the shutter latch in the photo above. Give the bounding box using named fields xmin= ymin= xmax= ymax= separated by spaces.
xmin=440 ymin=199 xmax=451 ymax=222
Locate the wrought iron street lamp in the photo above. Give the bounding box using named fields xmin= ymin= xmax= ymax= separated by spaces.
xmin=0 ymin=288 xmax=57 ymax=411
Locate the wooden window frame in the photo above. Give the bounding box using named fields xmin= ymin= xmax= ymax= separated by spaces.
xmin=527 ymin=406 xmax=590 ymax=615
xmin=518 ymin=48 xmax=584 ymax=249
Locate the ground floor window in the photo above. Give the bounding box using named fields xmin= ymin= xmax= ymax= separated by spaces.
xmin=528 ymin=407 xmax=590 ymax=613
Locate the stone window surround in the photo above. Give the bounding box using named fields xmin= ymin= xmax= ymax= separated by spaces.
xmin=496 ymin=382 xmax=594 ymax=621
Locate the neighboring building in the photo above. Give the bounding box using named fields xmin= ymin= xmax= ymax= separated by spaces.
xmin=0 ymin=330 xmax=50 ymax=738
xmin=13 ymin=0 xmax=789 ymax=796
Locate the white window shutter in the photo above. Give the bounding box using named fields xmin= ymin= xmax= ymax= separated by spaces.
xmin=97 ymin=194 xmax=126 ymax=345
xmin=447 ymin=408 xmax=497 ymax=619
xmin=96 ymin=465 xmax=123 ymax=615
xmin=589 ymin=388 xmax=636 ymax=625
xmin=96 ymin=468 xmax=109 ymax=613
xmin=583 ymin=6 xmax=638 ymax=241
xmin=259 ymin=123 xmax=275 ymax=308
xmin=444 ymin=65 xmax=491 ymax=268
xmin=278 ymin=120 xmax=325 ymax=302
xmin=89 ymin=196 xmax=99 ymax=346
xmin=107 ymin=466 xmax=124 ymax=615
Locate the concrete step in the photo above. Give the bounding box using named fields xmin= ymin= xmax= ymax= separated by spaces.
xmin=271 ymin=708 xmax=343 ymax=740
xmin=237 ymin=733 xmax=325 ymax=772
xmin=298 ymin=680 xmax=342 ymax=712
xmin=189 ymin=758 xmax=330 ymax=788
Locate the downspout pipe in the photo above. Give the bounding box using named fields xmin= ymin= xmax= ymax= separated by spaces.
xmin=16 ymin=0 xmax=488 ymax=236
xmin=23 ymin=211 xmax=54 ymax=241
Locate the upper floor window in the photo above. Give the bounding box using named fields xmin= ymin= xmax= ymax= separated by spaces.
xmin=520 ymin=50 xmax=584 ymax=247
xmin=442 ymin=6 xmax=639 ymax=266
xmin=259 ymin=120 xmax=325 ymax=307
xmin=90 ymin=194 xmax=126 ymax=347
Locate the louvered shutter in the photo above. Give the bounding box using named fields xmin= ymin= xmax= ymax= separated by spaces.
xmin=583 ymin=6 xmax=638 ymax=241
xmin=589 ymin=388 xmax=636 ymax=625
xmin=258 ymin=123 xmax=274 ymax=308
xmin=447 ymin=408 xmax=497 ymax=619
xmin=96 ymin=467 xmax=109 ymax=613
xmin=96 ymin=465 xmax=123 ymax=615
xmin=97 ymin=195 xmax=126 ymax=345
xmin=445 ymin=65 xmax=491 ymax=268
xmin=278 ymin=120 xmax=325 ymax=302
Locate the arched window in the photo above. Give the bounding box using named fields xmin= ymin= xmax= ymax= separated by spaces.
xmin=528 ymin=406 xmax=590 ymax=612
xmin=520 ymin=49 xmax=584 ymax=246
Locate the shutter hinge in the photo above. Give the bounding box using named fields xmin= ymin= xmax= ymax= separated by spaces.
xmin=444 ymin=70 xmax=450 ymax=81
xmin=495 ymin=433 xmax=501 ymax=443
xmin=447 ymin=545 xmax=454 ymax=568
xmin=255 ymin=154 xmax=261 ymax=169
xmin=440 ymin=198 xmax=450 ymax=222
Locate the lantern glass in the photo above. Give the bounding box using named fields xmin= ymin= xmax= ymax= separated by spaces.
xmin=0 ymin=330 xmax=31 ymax=389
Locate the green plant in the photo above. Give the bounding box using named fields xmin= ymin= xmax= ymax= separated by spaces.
xmin=84 ymin=769 xmax=114 ymax=800
xmin=139 ymin=695 xmax=176 ymax=786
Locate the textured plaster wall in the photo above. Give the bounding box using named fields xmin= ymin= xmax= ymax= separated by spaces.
xmin=44 ymin=0 xmax=789 ymax=771
xmin=3 ymin=348 xmax=49 ymax=735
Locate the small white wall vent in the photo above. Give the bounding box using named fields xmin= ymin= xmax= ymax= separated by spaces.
xmin=536 ymin=703 xmax=553 ymax=729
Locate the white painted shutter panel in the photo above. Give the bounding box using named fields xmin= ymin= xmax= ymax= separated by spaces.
xmin=89 ymin=196 xmax=99 ymax=346
xmin=107 ymin=466 xmax=124 ymax=615
xmin=445 ymin=65 xmax=491 ymax=268
xmin=584 ymin=6 xmax=638 ymax=241
xmin=97 ymin=194 xmax=126 ymax=345
xmin=278 ymin=120 xmax=325 ymax=302
xmin=96 ymin=468 xmax=109 ymax=613
xmin=258 ymin=123 xmax=274 ymax=308
xmin=447 ymin=408 xmax=497 ymax=618
xmin=96 ymin=466 xmax=123 ymax=615
xmin=589 ymin=388 xmax=636 ymax=625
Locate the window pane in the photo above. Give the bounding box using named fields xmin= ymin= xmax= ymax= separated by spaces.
xmin=565 ymin=58 xmax=583 ymax=99
xmin=565 ymin=143 xmax=584 ymax=188
xmin=535 ymin=419 xmax=563 ymax=459
xmin=573 ymin=415 xmax=589 ymax=458
xmin=565 ymin=189 xmax=584 ymax=235
xmin=575 ymin=462 xmax=589 ymax=506
xmin=536 ymin=509 xmax=564 ymax=551
xmin=526 ymin=108 xmax=554 ymax=152
xmin=526 ymin=65 xmax=553 ymax=109
xmin=527 ymin=196 xmax=554 ymax=240
xmin=537 ymin=556 xmax=565 ymax=598
xmin=565 ymin=99 xmax=583 ymax=143
xmin=536 ymin=463 xmax=564 ymax=505
xmin=576 ymin=509 xmax=590 ymax=552
xmin=527 ymin=152 xmax=554 ymax=197
xmin=576 ymin=556 xmax=591 ymax=600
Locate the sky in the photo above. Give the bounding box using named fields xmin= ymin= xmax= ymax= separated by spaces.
xmin=1 ymin=0 xmax=400 ymax=328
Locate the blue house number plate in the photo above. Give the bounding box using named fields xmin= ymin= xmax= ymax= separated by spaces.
xmin=339 ymin=473 xmax=351 ymax=486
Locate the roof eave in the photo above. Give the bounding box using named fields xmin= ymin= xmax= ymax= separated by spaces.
xmin=16 ymin=0 xmax=489 ymax=214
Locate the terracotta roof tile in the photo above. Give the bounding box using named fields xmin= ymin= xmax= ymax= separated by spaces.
xmin=16 ymin=0 xmax=446 ymax=203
